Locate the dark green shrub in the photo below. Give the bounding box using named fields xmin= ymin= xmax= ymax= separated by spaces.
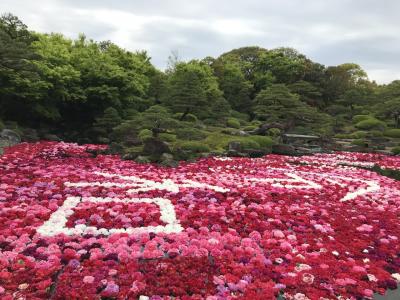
xmin=180 ymin=141 xmax=211 ymax=153
xmin=175 ymin=128 xmax=207 ymax=140
xmin=230 ymin=110 xmax=250 ymax=122
xmin=173 ymin=113 xmax=198 ymax=122
xmin=226 ymin=118 xmax=241 ymax=129
xmin=0 ymin=119 xmax=4 ymax=131
xmin=392 ymin=146 xmax=400 ymax=155
xmin=384 ymin=129 xmax=400 ymax=138
xmin=352 ymin=115 xmax=371 ymax=124
xmin=355 ymin=118 xmax=386 ymax=131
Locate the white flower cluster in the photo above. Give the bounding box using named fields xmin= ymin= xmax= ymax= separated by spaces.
xmin=37 ymin=196 xmax=183 ymax=237
xmin=65 ymin=172 xmax=229 ymax=193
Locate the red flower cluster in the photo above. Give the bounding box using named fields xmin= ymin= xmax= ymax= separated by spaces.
xmin=0 ymin=142 xmax=399 ymax=299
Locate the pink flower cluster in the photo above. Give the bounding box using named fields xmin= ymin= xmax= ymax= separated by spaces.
xmin=0 ymin=142 xmax=399 ymax=299
xmin=291 ymin=151 xmax=400 ymax=170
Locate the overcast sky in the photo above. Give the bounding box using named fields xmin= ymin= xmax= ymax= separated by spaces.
xmin=1 ymin=0 xmax=399 ymax=83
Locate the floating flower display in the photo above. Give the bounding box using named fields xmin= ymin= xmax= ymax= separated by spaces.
xmin=0 ymin=142 xmax=399 ymax=299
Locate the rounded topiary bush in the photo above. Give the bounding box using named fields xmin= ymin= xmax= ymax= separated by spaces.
xmin=249 ymin=135 xmax=274 ymax=148
xmin=226 ymin=118 xmax=241 ymax=129
xmin=180 ymin=141 xmax=211 ymax=153
xmin=384 ymin=129 xmax=400 ymax=138
xmin=266 ymin=128 xmax=281 ymax=138
xmin=352 ymin=115 xmax=371 ymax=124
xmin=175 ymin=128 xmax=207 ymax=140
xmin=350 ymin=131 xmax=367 ymax=139
xmin=355 ymin=118 xmax=386 ymax=131
xmin=138 ymin=129 xmax=152 ymax=142
xmin=238 ymin=139 xmax=260 ymax=150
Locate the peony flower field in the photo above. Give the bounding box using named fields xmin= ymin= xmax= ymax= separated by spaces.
xmin=0 ymin=142 xmax=399 ymax=300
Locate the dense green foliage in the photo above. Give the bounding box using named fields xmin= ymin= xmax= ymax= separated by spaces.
xmin=1 ymin=14 xmax=400 ymax=159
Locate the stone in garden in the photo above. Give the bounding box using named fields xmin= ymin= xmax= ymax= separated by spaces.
xmin=21 ymin=128 xmax=39 ymax=142
xmin=272 ymin=144 xmax=297 ymax=156
xmin=159 ymin=152 xmax=178 ymax=167
xmin=143 ymin=137 xmax=171 ymax=157
xmin=135 ymin=155 xmax=150 ymax=163
xmin=43 ymin=134 xmax=61 ymax=141
xmin=0 ymin=129 xmax=21 ymax=146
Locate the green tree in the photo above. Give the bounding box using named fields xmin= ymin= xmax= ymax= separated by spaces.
xmin=211 ymin=60 xmax=253 ymax=112
xmin=323 ymin=63 xmax=368 ymax=102
xmin=0 ymin=13 xmax=46 ymax=123
xmin=289 ymin=80 xmax=323 ymax=107
xmin=253 ymin=84 xmax=331 ymax=133
xmin=93 ymin=107 xmax=122 ymax=136
xmin=165 ymin=61 xmax=229 ymax=119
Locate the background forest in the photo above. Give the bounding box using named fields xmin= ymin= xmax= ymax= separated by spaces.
xmin=1 ymin=13 xmax=400 ymax=161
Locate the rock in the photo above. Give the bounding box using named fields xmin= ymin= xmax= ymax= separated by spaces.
xmin=235 ymin=130 xmax=249 ymax=136
xmin=124 ymin=136 xmax=141 ymax=147
xmin=121 ymin=152 xmax=140 ymax=160
xmin=228 ymin=141 xmax=241 ymax=152
xmin=0 ymin=129 xmax=21 ymax=146
xmin=135 ymin=155 xmax=150 ymax=164
xmin=159 ymin=153 xmax=178 ymax=167
xmin=43 ymin=134 xmax=61 ymax=141
xmin=272 ymin=144 xmax=298 ymax=156
xmin=243 ymin=149 xmax=268 ymax=158
xmin=97 ymin=137 xmax=110 ymax=144
xmin=21 ymin=128 xmax=39 ymax=142
xmin=143 ymin=137 xmax=171 ymax=157
xmin=227 ymin=141 xmax=243 ymax=157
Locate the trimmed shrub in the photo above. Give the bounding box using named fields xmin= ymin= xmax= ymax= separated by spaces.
xmin=138 ymin=129 xmax=152 ymax=142
xmin=230 ymin=110 xmax=250 ymax=122
xmin=238 ymin=139 xmax=260 ymax=150
xmin=250 ymin=120 xmax=262 ymax=126
xmin=173 ymin=113 xmax=198 ymax=122
xmin=248 ymin=135 xmax=274 ymax=148
xmin=384 ymin=129 xmax=400 ymax=138
xmin=159 ymin=133 xmax=176 ymax=142
xmin=266 ymin=128 xmax=281 ymax=138
xmin=392 ymin=146 xmax=400 ymax=155
xmin=180 ymin=141 xmax=211 ymax=153
xmin=226 ymin=118 xmax=241 ymax=129
xmin=175 ymin=128 xmax=207 ymax=140
xmin=352 ymin=115 xmax=371 ymax=124
xmin=243 ymin=125 xmax=257 ymax=132
xmin=350 ymin=131 xmax=367 ymax=139
xmin=355 ymin=118 xmax=386 ymax=131
xmin=351 ymin=139 xmax=368 ymax=147
xmin=368 ymin=130 xmax=383 ymax=137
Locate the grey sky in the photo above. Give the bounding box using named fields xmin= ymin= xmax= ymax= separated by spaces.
xmin=1 ymin=0 xmax=399 ymax=83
